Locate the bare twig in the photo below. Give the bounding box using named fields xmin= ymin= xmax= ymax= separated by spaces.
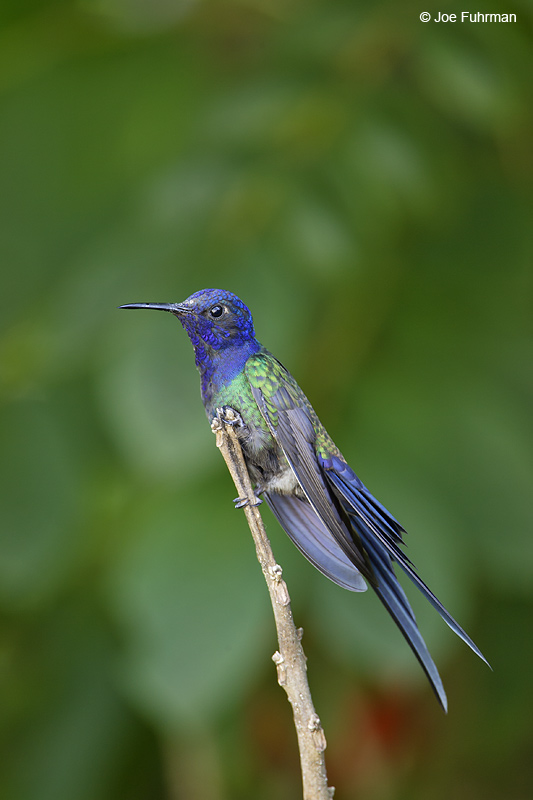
xmin=212 ymin=410 xmax=334 ymax=800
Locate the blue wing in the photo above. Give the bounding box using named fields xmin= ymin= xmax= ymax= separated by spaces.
xmin=248 ymin=360 xmax=488 ymax=710
xmin=265 ymin=491 xmax=367 ymax=592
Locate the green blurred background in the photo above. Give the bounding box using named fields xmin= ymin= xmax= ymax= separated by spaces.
xmin=0 ymin=1 xmax=531 ymax=798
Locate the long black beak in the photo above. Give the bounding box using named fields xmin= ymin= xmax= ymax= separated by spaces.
xmin=119 ymin=302 xmax=189 ymax=314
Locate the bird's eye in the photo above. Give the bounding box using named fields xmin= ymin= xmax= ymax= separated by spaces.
xmin=209 ymin=305 xmax=224 ymax=318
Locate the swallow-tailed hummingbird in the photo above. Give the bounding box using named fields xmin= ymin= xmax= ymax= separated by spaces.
xmin=120 ymin=288 xmax=488 ymax=710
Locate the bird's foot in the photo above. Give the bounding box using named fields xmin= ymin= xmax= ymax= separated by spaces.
xmin=216 ymin=406 xmax=244 ymax=428
xmin=233 ymin=492 xmax=263 ymax=509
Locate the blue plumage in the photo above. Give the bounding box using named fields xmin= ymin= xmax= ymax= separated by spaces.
xmin=120 ymin=288 xmax=489 ymax=711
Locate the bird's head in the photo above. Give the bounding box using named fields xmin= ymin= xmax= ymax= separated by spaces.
xmin=120 ymin=288 xmax=258 ymax=354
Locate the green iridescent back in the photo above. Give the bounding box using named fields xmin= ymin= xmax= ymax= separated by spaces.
xmin=245 ymin=350 xmax=344 ymax=462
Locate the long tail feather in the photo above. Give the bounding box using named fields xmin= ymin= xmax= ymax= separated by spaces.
xmin=326 ymin=467 xmax=489 ymax=667
xmin=357 ymin=520 xmax=448 ymax=711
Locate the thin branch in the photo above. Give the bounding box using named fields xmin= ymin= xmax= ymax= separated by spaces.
xmin=211 ymin=410 xmax=334 ymax=800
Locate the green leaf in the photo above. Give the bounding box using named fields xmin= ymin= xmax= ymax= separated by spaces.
xmin=109 ymin=482 xmax=271 ymax=728
xmin=0 ymin=396 xmax=83 ymax=608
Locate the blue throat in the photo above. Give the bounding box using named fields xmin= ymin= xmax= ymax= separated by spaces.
xmin=178 ymin=314 xmax=261 ymax=407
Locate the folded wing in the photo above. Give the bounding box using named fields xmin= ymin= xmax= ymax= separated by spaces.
xmin=246 ymin=352 xmax=487 ymax=711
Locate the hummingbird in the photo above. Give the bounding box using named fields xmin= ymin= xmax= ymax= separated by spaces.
xmin=120 ymin=288 xmax=488 ymax=710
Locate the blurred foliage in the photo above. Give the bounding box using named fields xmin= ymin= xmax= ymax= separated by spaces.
xmin=0 ymin=1 xmax=532 ymax=798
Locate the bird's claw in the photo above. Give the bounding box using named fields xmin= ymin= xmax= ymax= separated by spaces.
xmin=233 ymin=494 xmax=263 ymax=509
xmin=216 ymin=406 xmax=244 ymax=428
